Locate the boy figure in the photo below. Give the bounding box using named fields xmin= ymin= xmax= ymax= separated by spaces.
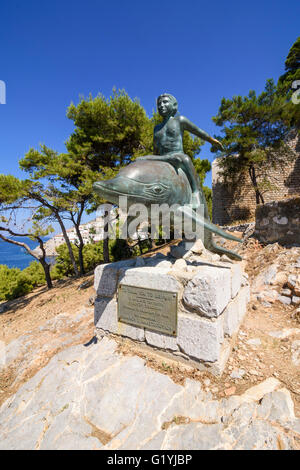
xmin=139 ymin=93 xmax=223 ymax=209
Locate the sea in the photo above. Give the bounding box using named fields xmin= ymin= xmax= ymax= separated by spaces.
xmin=0 ymin=237 xmax=44 ymax=270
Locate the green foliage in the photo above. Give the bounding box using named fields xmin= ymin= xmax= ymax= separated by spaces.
xmin=0 ymin=174 xmax=32 ymax=205
xmin=203 ymin=186 xmax=212 ymax=219
xmin=278 ymin=37 xmax=300 ymax=94
xmin=22 ymin=261 xmax=46 ymax=285
xmin=52 ymin=239 xmax=132 ymax=278
xmin=110 ymin=238 xmax=133 ymax=261
xmin=212 ymin=36 xmax=300 ymax=204
xmin=0 ymin=262 xmax=46 ymax=301
xmin=277 ymin=37 xmax=300 ymax=128
xmin=212 ymin=78 xmax=295 ymax=204
xmin=66 ymin=89 xmax=153 ymax=171
xmin=0 ymin=265 xmax=24 ymax=301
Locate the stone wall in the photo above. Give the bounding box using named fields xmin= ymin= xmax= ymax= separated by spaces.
xmin=212 ymin=132 xmax=300 ymax=225
xmin=254 ymin=197 xmax=300 ymax=246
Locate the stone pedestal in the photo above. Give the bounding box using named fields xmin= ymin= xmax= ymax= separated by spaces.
xmin=94 ymin=248 xmax=250 ymax=376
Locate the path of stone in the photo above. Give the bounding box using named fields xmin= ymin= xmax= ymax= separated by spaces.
xmin=0 ymin=337 xmax=299 ymax=450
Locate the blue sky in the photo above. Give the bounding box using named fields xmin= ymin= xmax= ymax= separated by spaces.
xmin=0 ymin=0 xmax=299 ymax=230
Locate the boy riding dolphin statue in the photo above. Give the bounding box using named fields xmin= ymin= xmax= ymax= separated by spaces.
xmin=93 ymin=93 xmax=242 ymax=260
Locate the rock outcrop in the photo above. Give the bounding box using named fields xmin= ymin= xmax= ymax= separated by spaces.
xmin=0 ymin=337 xmax=299 ymax=450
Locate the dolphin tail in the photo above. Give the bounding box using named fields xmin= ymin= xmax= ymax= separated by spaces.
xmin=177 ymin=206 xmax=243 ymax=243
xmin=205 ymin=238 xmax=243 ymax=261
xmin=177 ymin=205 xmax=243 ymax=261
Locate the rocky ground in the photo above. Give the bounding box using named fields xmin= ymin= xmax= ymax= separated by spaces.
xmin=0 ymin=238 xmax=300 ymax=450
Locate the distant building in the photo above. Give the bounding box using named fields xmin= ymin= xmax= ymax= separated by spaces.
xmin=39 ymin=206 xmax=148 ymax=257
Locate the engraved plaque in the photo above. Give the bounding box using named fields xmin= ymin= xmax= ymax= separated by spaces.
xmin=118 ymin=284 xmax=178 ymax=336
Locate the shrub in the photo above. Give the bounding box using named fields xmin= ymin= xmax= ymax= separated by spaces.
xmin=0 ymin=261 xmax=46 ymax=301
xmin=51 ymin=239 xmax=134 ymax=278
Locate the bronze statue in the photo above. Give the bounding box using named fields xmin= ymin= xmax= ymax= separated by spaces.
xmin=139 ymin=93 xmax=223 ymax=210
xmin=93 ymin=94 xmax=242 ymax=260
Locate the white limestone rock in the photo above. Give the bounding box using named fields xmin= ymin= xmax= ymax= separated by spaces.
xmin=240 ymin=378 xmax=281 ymax=403
xmin=173 ymin=259 xmax=187 ymax=271
xmin=183 ymin=265 xmax=231 ymax=318
xmin=231 ymin=264 xmax=242 ymax=298
xmin=257 ymin=389 xmax=296 ymax=423
xmin=177 ymin=313 xmax=223 ymax=363
xmin=190 ymin=239 xmax=204 ymax=254
xmin=278 ymin=295 xmax=292 ymax=305
xmin=145 ymin=330 xmax=178 ymax=351
xmin=292 ymin=296 xmax=300 ymax=305
xmin=119 ymin=267 xmax=180 ymax=292
xmin=223 ymin=286 xmax=248 ymax=337
xmin=291 ymin=340 xmax=300 ymax=366
xmin=94 ymin=259 xmax=135 ymax=297
xmin=94 ymin=297 xmax=144 ymax=341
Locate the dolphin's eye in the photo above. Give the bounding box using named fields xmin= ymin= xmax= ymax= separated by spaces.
xmin=153 ymin=186 xmax=162 ymax=194
xmin=144 ymin=182 xmax=169 ymax=198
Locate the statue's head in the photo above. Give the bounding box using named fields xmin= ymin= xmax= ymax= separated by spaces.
xmin=157 ymin=93 xmax=178 ymax=117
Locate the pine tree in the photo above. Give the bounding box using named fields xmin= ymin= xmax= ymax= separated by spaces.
xmin=212 ymin=79 xmax=295 ymax=204
xmin=278 ymin=37 xmax=300 ymax=128
xmin=0 ymin=175 xmax=54 ymax=289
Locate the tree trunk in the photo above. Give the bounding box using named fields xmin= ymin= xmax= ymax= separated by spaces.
xmin=103 ymin=221 xmax=110 ymax=264
xmin=41 ymin=260 xmax=53 ymax=289
xmin=56 ymin=213 xmax=79 ymax=277
xmin=71 ymin=204 xmax=86 ymax=276
xmin=249 ymin=165 xmax=265 ymax=205
xmin=27 ymin=192 xmax=79 ymax=277
xmin=74 ymin=224 xmax=85 ymax=276
xmin=0 ymin=231 xmax=53 ymax=289
xmin=78 ymin=239 xmax=85 ymax=276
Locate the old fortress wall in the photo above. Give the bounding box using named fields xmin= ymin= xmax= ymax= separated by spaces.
xmin=212 ymin=132 xmax=300 ymax=225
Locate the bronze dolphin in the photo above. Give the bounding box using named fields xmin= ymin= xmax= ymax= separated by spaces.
xmin=93 ymin=159 xmax=242 ymax=260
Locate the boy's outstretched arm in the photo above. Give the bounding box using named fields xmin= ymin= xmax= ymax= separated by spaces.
xmin=180 ymin=116 xmax=223 ymax=150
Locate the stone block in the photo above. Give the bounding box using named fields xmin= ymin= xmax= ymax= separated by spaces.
xmin=119 ymin=267 xmax=181 ymax=292
xmin=94 ymin=259 xmax=135 ymax=297
xmin=145 ymin=330 xmax=178 ymax=351
xmin=223 ymin=286 xmax=248 ymax=337
xmin=294 ymin=281 xmax=300 ymax=297
xmin=94 ymin=297 xmax=144 ymax=341
xmin=278 ymin=295 xmax=292 ymax=305
xmin=183 ymin=265 xmax=231 ymax=318
xmin=287 ymin=274 xmax=297 ymax=290
xmin=231 ymin=264 xmax=242 ymax=298
xmin=177 ymin=313 xmax=223 ymax=363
